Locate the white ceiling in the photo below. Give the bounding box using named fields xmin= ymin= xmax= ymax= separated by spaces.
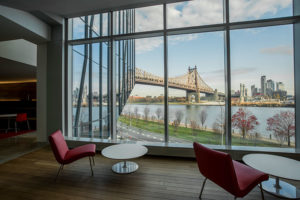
xmin=0 ymin=15 xmax=46 ymax=43
xmin=0 ymin=0 xmax=184 ymax=18
xmin=0 ymin=58 xmax=36 ymax=82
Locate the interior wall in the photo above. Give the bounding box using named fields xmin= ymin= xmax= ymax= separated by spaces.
xmin=0 ymin=82 xmax=36 ymax=101
xmin=46 ymin=24 xmax=64 ymax=137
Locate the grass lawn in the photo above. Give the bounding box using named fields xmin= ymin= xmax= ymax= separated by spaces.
xmin=118 ymin=116 xmax=285 ymax=147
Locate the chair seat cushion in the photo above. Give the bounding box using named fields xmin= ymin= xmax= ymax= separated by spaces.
xmin=64 ymin=144 xmax=96 ymax=164
xmin=233 ymin=160 xmax=269 ymax=197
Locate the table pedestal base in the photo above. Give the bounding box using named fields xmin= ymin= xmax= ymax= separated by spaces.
xmin=262 ymin=177 xmax=300 ymax=199
xmin=112 ymin=161 xmax=139 ymax=174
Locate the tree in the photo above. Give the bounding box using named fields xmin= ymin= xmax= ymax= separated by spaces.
xmin=173 ymin=110 xmax=184 ymax=131
xmin=143 ymin=107 xmax=150 ymax=121
xmin=199 ymin=109 xmax=208 ymax=128
xmin=175 ymin=110 xmax=184 ymax=124
xmin=155 ymin=107 xmax=162 ymax=121
xmin=232 ymin=108 xmax=259 ymax=139
xmin=190 ymin=120 xmax=198 ymax=136
xmin=134 ymin=107 xmax=139 ymax=119
xmin=267 ymin=111 xmax=295 ymax=147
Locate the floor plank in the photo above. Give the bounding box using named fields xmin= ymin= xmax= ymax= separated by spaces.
xmin=0 ymin=146 xmax=298 ymax=200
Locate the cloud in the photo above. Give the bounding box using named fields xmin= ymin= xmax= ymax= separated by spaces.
xmin=230 ymin=0 xmax=292 ymax=21
xmin=168 ymin=34 xmax=199 ymax=45
xmin=135 ymin=37 xmax=163 ymax=54
xmin=133 ymin=0 xmax=292 ymax=53
xmin=71 ymin=0 xmax=292 ymax=53
xmin=201 ymin=67 xmax=256 ymax=80
xmin=135 ymin=6 xmax=163 ymax=32
xmin=260 ymin=45 xmax=293 ymax=55
xmin=231 ymin=67 xmax=257 ymax=76
xmin=167 ymin=0 xmax=223 ymax=28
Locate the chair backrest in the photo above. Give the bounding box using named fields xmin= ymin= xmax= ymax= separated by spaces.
xmin=16 ymin=113 xmax=27 ymax=122
xmin=193 ymin=142 xmax=239 ymax=195
xmin=48 ymin=130 xmax=69 ymax=164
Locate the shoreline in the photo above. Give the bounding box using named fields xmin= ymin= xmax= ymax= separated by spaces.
xmin=74 ymin=102 xmax=294 ymax=108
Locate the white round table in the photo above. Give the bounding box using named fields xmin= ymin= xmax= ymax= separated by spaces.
xmin=102 ymin=144 xmax=148 ymax=174
xmin=243 ymin=154 xmax=300 ymax=199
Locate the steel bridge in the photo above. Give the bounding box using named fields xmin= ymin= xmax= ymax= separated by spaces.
xmin=135 ymin=66 xmax=223 ymax=102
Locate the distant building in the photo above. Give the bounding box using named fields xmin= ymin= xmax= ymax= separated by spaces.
xmin=251 ymin=85 xmax=258 ymax=97
xmin=273 ymin=90 xmax=287 ymax=100
xmin=240 ymin=83 xmax=245 ymax=102
xmin=267 ymin=79 xmax=275 ymax=91
xmin=276 ymin=82 xmax=285 ymax=91
xmin=266 ymin=79 xmax=275 ymax=97
xmin=261 ymin=75 xmax=266 ymax=96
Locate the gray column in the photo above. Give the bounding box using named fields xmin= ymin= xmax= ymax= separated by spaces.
xmin=37 ymin=43 xmax=47 ymax=142
xmin=108 ymin=11 xmax=116 ymax=139
xmin=294 ymin=0 xmax=300 ymax=149
xmin=163 ymin=4 xmax=169 ymax=143
xmin=224 ymin=0 xmax=232 ymax=146
xmin=47 ymin=25 xmax=64 ymax=136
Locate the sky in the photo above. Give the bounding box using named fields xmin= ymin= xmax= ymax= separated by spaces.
xmin=71 ymin=0 xmax=294 ymax=97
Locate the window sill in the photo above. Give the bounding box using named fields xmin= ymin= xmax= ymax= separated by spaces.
xmin=65 ymin=137 xmax=299 ymax=160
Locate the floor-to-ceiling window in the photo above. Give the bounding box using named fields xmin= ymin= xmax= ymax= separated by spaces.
xmin=67 ymin=0 xmax=300 ymax=149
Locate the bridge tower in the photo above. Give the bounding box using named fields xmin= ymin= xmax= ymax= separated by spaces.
xmin=186 ymin=66 xmax=201 ymax=103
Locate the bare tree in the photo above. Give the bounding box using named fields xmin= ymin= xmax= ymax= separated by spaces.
xmin=199 ymin=109 xmax=208 ymax=129
xmin=155 ymin=107 xmax=162 ymax=121
xmin=173 ymin=110 xmax=184 ymax=131
xmin=190 ymin=120 xmax=198 ymax=136
xmin=175 ymin=110 xmax=184 ymax=124
xmin=134 ymin=107 xmax=139 ymax=119
xmin=143 ymin=107 xmax=150 ymax=121
xmin=151 ymin=115 xmax=156 ymax=121
xmin=128 ymin=110 xmax=134 ymax=126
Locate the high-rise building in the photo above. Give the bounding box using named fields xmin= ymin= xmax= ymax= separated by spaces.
xmin=240 ymin=83 xmax=245 ymax=102
xmin=266 ymin=79 xmax=275 ymax=97
xmin=267 ymin=79 xmax=275 ymax=91
xmin=261 ymin=75 xmax=266 ymax=96
xmin=277 ymin=82 xmax=285 ymax=91
xmin=251 ymin=85 xmax=257 ymax=97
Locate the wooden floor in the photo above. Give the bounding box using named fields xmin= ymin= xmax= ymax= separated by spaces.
xmin=0 ymin=132 xmax=44 ymax=164
xmin=0 ymin=146 xmax=298 ymax=200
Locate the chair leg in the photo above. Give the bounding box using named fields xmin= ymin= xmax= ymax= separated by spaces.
xmin=92 ymin=156 xmax=95 ymax=166
xmin=55 ymin=164 xmax=64 ymax=181
xmin=27 ymin=120 xmax=31 ymax=130
xmin=89 ymin=156 xmax=94 ymax=176
xmin=199 ymin=178 xmax=207 ymax=199
xmin=15 ymin=121 xmax=17 ymax=133
xmin=259 ymin=183 xmax=265 ymax=200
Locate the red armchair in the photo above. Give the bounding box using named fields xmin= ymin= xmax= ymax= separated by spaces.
xmin=15 ymin=113 xmax=30 ymax=132
xmin=193 ymin=142 xmax=268 ymax=199
xmin=49 ymin=130 xmax=96 ymax=180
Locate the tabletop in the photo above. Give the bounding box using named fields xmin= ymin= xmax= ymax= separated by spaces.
xmin=102 ymin=144 xmax=148 ymax=160
xmin=0 ymin=114 xmax=17 ymax=118
xmin=243 ymin=154 xmax=300 ymax=181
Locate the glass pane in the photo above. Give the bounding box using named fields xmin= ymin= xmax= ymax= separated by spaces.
xmin=230 ymin=0 xmax=293 ymax=22
xmin=72 ymin=44 xmax=90 ymax=138
xmin=117 ymin=37 xmax=164 ymax=142
xmin=168 ymin=32 xmax=225 ymax=144
xmin=113 ymin=5 xmax=163 ymax=35
xmin=135 ymin=5 xmax=163 ymax=32
xmin=167 ymin=0 xmax=224 ymax=29
xmin=71 ymin=42 xmax=109 ymax=139
xmin=230 ymin=25 xmax=295 ymax=147
xmin=69 ymin=13 xmax=109 ymax=40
